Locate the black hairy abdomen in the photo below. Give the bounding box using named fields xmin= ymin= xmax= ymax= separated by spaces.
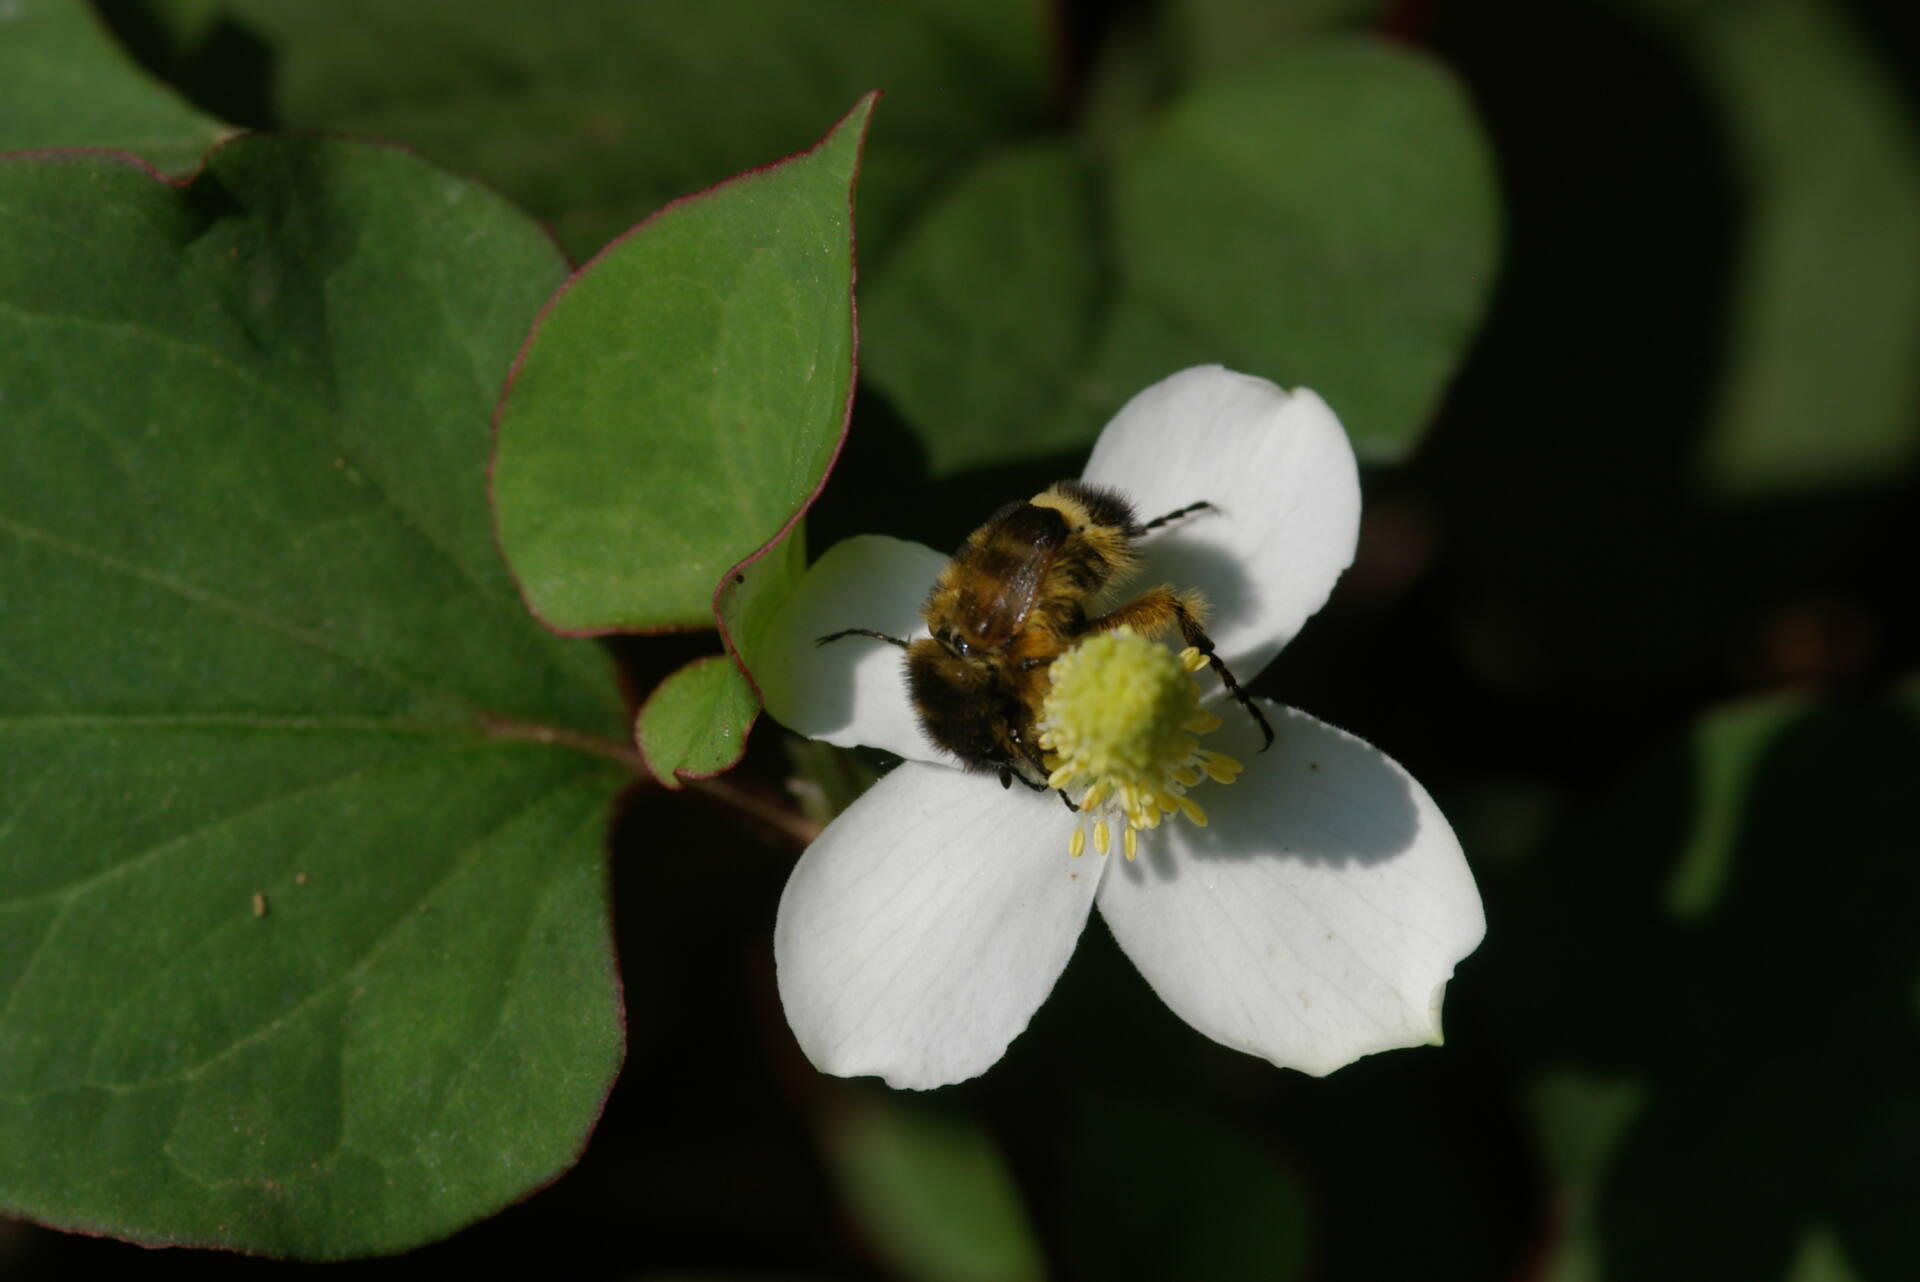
xmin=1050 ymin=478 xmax=1139 ymax=534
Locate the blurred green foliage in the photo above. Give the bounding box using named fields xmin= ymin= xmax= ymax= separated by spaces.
xmin=1 ymin=0 xmax=1915 ymax=1278
xmin=822 ymin=1091 xmax=1048 ymax=1282
xmin=1631 ymin=0 xmax=1920 ymax=494
xmin=0 ymin=0 xmax=225 ymax=168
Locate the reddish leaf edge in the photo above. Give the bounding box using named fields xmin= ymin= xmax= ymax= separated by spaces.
xmin=0 ymin=783 xmax=633 ymax=1258
xmin=0 ymin=137 xmax=626 ymax=1259
xmin=486 ymin=91 xmax=880 ymax=649
xmin=704 ymin=92 xmax=878 ymax=782
xmin=635 ymin=653 xmax=731 ymax=789
xmin=0 ymin=142 xmax=195 ymax=184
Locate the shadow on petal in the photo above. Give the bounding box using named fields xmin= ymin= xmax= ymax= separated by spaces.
xmin=1126 ymin=516 xmax=1259 ymax=665
xmin=1083 ymin=371 xmax=1361 ymax=681
xmin=1094 ymin=702 xmax=1482 ymax=1075
xmin=1122 ymin=701 xmax=1423 ymax=886
xmin=754 ymin=535 xmax=946 ymax=760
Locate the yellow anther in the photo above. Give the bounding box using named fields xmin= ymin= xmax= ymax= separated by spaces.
xmin=1041 ymin=626 xmax=1243 ymax=860
xmin=1202 ymin=752 xmax=1243 ymax=783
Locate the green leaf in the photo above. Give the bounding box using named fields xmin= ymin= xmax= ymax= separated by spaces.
xmin=864 ymin=39 xmax=1501 ymax=475
xmin=860 ymin=143 xmax=1108 ymax=475
xmin=1784 ymin=1227 xmax=1869 ymax=1282
xmin=127 ymin=0 xmax=1047 ymax=261
xmin=636 ymin=656 xmax=761 ymax=788
xmin=1108 ymin=39 xmax=1500 ymax=460
xmin=1644 ymin=0 xmax=1920 ymax=493
xmin=706 ymin=515 xmax=814 ymax=773
xmin=0 ymin=137 xmax=627 ymax=1258
xmin=1522 ymin=1070 xmax=1648 ymax=1282
xmin=1079 ymin=0 xmax=1394 ymax=151
xmin=0 ymin=0 xmax=228 ymax=171
xmin=1662 ymin=691 xmax=1809 ymax=921
xmin=493 ymin=94 xmax=872 ymax=635
xmin=822 ymin=1092 xmax=1047 ymax=1282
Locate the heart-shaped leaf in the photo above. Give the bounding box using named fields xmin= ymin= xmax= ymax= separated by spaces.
xmin=863 ymin=39 xmax=1501 ymax=475
xmin=636 ymin=656 xmax=762 ymax=788
xmin=492 ymin=94 xmax=871 ymax=639
xmin=0 ymin=137 xmax=627 ymax=1258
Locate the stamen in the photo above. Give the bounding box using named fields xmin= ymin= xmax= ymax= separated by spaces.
xmin=1201 ymin=751 xmax=1243 ymax=783
xmin=1041 ymin=627 xmax=1252 ymax=859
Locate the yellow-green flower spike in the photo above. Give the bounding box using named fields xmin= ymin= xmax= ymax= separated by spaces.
xmin=1038 ymin=627 xmax=1241 ymax=860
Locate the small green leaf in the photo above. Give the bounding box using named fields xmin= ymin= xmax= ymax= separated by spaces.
xmin=861 ymin=144 xmax=1108 ymax=476
xmin=1649 ymin=0 xmax=1920 ymax=493
xmin=1521 ymin=1069 xmax=1648 ymax=1282
xmin=0 ymin=0 xmax=227 ymax=171
xmin=1783 ymin=1227 xmax=1868 ymax=1282
xmin=1107 ymin=39 xmax=1501 ymax=461
xmin=864 ymin=39 xmax=1500 ymax=475
xmin=126 ymin=0 xmax=1046 ymax=261
xmin=1527 ymin=1069 xmax=1648 ymax=1188
xmin=493 ymin=94 xmax=873 ymax=634
xmin=1663 ymin=691 xmax=1809 ymax=921
xmin=0 ymin=137 xmax=626 ymax=1258
xmin=636 ymin=656 xmax=761 ymax=788
xmin=823 ymin=1092 xmax=1048 ymax=1282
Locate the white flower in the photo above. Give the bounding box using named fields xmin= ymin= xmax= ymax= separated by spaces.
xmin=748 ymin=366 xmax=1485 ymax=1090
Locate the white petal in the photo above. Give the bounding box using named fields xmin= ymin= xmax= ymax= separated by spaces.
xmin=1095 ymin=701 xmax=1483 ymax=1076
xmin=752 ymin=535 xmax=947 ymax=762
xmin=1082 ymin=366 xmax=1361 ymax=680
xmin=775 ymin=762 xmax=1103 ymax=1089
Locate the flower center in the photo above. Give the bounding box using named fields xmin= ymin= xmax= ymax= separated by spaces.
xmin=1037 ymin=627 xmax=1243 ymax=860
